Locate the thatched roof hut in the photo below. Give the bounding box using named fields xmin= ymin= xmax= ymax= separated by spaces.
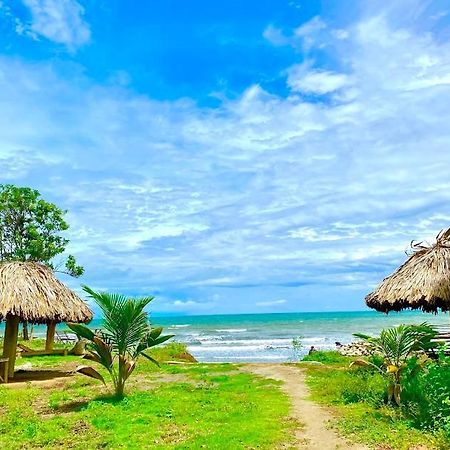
xmin=366 ymin=228 xmax=450 ymax=313
xmin=0 ymin=261 xmax=93 ymax=379
xmin=0 ymin=261 xmax=93 ymax=323
xmin=0 ymin=261 xmax=92 ymax=323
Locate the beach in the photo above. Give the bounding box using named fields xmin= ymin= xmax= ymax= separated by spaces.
xmin=2 ymin=311 xmax=450 ymax=448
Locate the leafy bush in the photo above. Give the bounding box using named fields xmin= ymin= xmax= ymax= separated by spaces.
xmin=352 ymin=323 xmax=438 ymax=405
xmin=149 ymin=341 xmax=190 ymax=361
xmin=304 ymin=350 xmax=450 ymax=448
xmin=402 ymin=354 xmax=450 ymax=435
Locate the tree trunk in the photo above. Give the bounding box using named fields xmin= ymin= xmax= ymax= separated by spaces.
xmin=116 ymin=357 xmax=125 ymax=398
xmin=116 ymin=378 xmax=125 ymax=398
xmin=22 ymin=321 xmax=30 ymax=340
xmin=2 ymin=315 xmax=20 ymax=378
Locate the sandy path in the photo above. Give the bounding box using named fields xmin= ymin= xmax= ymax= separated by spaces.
xmin=244 ymin=364 xmax=368 ymax=450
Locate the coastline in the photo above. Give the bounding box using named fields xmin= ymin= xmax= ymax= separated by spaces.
xmin=6 ymin=310 xmax=448 ymax=363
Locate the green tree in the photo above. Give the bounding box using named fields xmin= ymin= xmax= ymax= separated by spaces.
xmin=352 ymin=323 xmax=437 ymax=405
xmin=0 ymin=184 xmax=83 ymax=275
xmin=0 ymin=184 xmax=83 ymax=338
xmin=68 ymin=286 xmax=174 ymax=398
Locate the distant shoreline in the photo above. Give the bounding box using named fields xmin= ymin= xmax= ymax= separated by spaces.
xmin=146 ymin=308 xmax=449 ymax=320
xmin=3 ymin=310 xmax=448 ymax=363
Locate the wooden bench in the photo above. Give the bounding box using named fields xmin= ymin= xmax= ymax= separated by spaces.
xmin=0 ymin=357 xmax=9 ymax=383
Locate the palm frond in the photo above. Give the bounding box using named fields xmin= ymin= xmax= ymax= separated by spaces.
xmin=77 ymin=286 xmax=173 ymax=397
xmin=82 ymin=285 xmax=154 ymax=354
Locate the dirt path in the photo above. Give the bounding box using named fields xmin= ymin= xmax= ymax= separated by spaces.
xmin=244 ymin=364 xmax=368 ymax=450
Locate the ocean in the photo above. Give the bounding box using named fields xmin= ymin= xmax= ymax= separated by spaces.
xmin=155 ymin=311 xmax=449 ymax=362
xmin=11 ymin=310 xmax=448 ymax=363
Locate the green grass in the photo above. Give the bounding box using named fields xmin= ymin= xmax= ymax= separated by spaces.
xmin=0 ymin=343 xmax=295 ymax=449
xmin=302 ymin=351 xmax=450 ymax=450
xmin=4 ymin=339 xmax=195 ymax=369
xmin=301 ymin=350 xmax=349 ymax=364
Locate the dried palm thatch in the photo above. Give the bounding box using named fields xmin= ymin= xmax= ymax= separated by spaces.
xmin=0 ymin=261 xmax=93 ymax=324
xmin=366 ymin=228 xmax=450 ymax=313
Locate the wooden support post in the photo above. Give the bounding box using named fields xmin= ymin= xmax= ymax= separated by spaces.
xmin=0 ymin=358 xmax=9 ymax=383
xmin=22 ymin=321 xmax=30 ymax=340
xmin=45 ymin=322 xmax=56 ymax=351
xmin=2 ymin=315 xmax=20 ymax=379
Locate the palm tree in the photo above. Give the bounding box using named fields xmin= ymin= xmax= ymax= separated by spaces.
xmin=68 ymin=285 xmax=173 ymax=398
xmin=352 ymin=323 xmax=437 ymax=405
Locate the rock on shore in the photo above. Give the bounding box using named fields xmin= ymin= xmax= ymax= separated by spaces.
xmin=338 ymin=341 xmax=372 ymax=357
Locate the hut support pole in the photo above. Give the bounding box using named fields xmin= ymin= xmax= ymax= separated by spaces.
xmin=45 ymin=322 xmax=56 ymax=351
xmin=2 ymin=315 xmax=20 ymax=379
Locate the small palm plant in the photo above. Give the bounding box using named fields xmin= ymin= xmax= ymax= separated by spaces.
xmin=351 ymin=323 xmax=437 ymax=405
xmin=67 ymin=285 xmax=174 ymax=398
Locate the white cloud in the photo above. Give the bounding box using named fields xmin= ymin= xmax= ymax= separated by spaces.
xmin=287 ymin=65 xmax=350 ymax=94
xmin=113 ymin=223 xmax=210 ymax=251
xmin=21 ymin=0 xmax=90 ymax=49
xmin=171 ymin=300 xmax=214 ymax=312
xmin=2 ymin=3 xmax=450 ymax=312
xmin=294 ymin=16 xmax=326 ymax=48
xmin=256 ymin=299 xmax=287 ymax=306
xmin=263 ymin=25 xmax=288 ymax=46
xmin=288 ymin=227 xmax=353 ymax=242
xmin=294 ymin=16 xmax=326 ymax=37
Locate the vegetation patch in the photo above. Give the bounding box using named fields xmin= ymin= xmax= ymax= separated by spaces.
xmin=302 ymin=351 xmax=450 ymax=450
xmin=0 ymin=344 xmax=295 ymax=449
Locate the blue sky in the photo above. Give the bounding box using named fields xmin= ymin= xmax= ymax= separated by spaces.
xmin=1 ymin=0 xmax=450 ymax=315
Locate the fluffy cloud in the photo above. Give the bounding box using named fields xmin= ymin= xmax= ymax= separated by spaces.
xmin=20 ymin=0 xmax=90 ymax=49
xmin=2 ymin=2 xmax=450 ymax=313
xmin=287 ymin=65 xmax=350 ymax=94
xmin=263 ymin=25 xmax=289 ymax=47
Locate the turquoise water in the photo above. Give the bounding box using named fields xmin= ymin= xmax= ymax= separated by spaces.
xmin=154 ymin=311 xmax=449 ymax=362
xmin=4 ymin=311 xmax=449 ymax=362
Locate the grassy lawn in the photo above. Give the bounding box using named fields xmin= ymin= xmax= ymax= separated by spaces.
xmin=301 ymin=351 xmax=450 ymax=450
xmin=0 ymin=341 xmax=295 ymax=449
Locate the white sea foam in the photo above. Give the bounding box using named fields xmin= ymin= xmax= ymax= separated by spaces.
xmin=302 ymin=337 xmax=327 ymax=343
xmin=193 ymin=335 xmax=224 ymax=342
xmin=168 ymin=324 xmax=191 ymax=328
xmin=215 ymin=328 xmax=247 ymax=332
xmin=192 ymin=338 xmax=292 ymax=346
xmin=189 ymin=344 xmax=286 ymax=352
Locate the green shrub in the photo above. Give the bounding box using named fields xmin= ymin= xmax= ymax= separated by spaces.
xmin=353 ymin=323 xmax=438 ymax=405
xmin=304 ymin=354 xmax=450 ymax=449
xmin=402 ymin=355 xmax=450 ymax=435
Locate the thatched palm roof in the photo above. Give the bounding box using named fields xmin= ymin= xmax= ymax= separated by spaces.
xmin=0 ymin=261 xmax=93 ymax=324
xmin=366 ymin=228 xmax=450 ymax=313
